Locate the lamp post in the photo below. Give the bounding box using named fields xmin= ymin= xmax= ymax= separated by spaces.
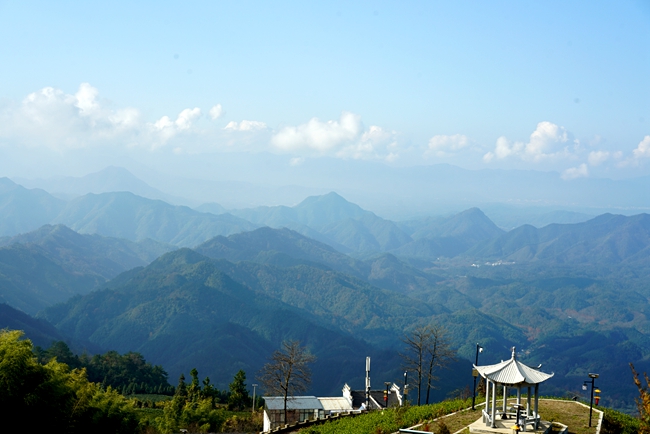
xmin=384 ymin=382 xmax=391 ymax=408
xmin=252 ymin=383 xmax=258 ymax=413
xmin=472 ymin=343 xmax=483 ymax=410
xmin=588 ymin=373 xmax=599 ymax=427
xmin=403 ymin=372 xmax=408 ymax=406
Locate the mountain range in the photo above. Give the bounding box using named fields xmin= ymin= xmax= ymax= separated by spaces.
xmin=2 ymin=171 xmax=650 ymax=410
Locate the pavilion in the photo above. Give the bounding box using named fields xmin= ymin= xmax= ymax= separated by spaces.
xmin=473 ymin=347 xmax=554 ymax=432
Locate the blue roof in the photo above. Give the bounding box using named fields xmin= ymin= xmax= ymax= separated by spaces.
xmin=265 ymin=396 xmax=324 ymax=411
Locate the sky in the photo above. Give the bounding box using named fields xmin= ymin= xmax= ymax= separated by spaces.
xmin=0 ymin=0 xmax=649 ymax=188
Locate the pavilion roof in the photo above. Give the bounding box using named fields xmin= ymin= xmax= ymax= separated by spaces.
xmin=474 ymin=348 xmax=554 ymax=386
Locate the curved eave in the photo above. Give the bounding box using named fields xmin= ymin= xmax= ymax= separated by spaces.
xmin=474 ymin=359 xmax=554 ymax=385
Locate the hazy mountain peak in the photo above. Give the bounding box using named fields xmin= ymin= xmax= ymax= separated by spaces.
xmin=294 ymin=192 xmax=370 ymax=227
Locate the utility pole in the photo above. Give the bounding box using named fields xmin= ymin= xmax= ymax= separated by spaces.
xmin=252 ymin=383 xmax=258 ymax=413
xmin=588 ymin=373 xmax=599 ymax=427
xmin=365 ymin=357 xmax=371 ymax=409
xmin=472 ymin=343 xmax=483 ymax=410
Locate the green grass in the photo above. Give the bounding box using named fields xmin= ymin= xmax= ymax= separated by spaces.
xmin=299 ymin=398 xmax=471 ymax=434
xmin=299 ymin=398 xmax=641 ymax=434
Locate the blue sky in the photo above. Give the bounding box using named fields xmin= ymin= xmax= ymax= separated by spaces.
xmin=0 ymin=0 xmax=649 ymax=183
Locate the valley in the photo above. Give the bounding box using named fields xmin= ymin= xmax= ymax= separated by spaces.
xmin=1 ymin=171 xmax=649 ymax=412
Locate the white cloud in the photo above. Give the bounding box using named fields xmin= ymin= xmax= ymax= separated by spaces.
xmin=562 ymin=163 xmax=588 ymax=180
xmin=0 ymin=83 xmax=145 ymax=149
xmin=483 ymin=136 xmax=523 ymax=162
xmin=483 ymin=122 xmax=574 ymax=163
xmin=272 ymin=111 xmax=361 ymax=152
xmin=152 ymin=107 xmax=202 ymax=143
xmin=587 ymin=150 xmax=610 ymax=166
xmin=75 ymin=82 xmax=100 ymax=115
xmin=426 ymin=134 xmax=470 ymax=157
xmin=633 ymin=136 xmax=650 ymax=159
xmin=209 ymin=104 xmax=224 ymax=120
xmin=223 ymin=120 xmax=268 ymax=131
xmin=0 ymin=83 xmax=211 ymax=150
xmin=271 ymin=112 xmax=399 ymax=161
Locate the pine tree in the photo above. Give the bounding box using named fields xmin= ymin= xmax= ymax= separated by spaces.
xmin=228 ymin=370 xmax=250 ymax=411
xmin=176 ymin=373 xmax=187 ymax=398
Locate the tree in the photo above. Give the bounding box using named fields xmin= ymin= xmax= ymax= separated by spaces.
xmin=401 ymin=323 xmax=456 ymax=405
xmin=228 ymin=369 xmax=250 ymax=410
xmin=0 ymin=329 xmax=139 ymax=434
xmin=258 ymin=340 xmax=316 ymax=423
xmin=631 ymin=363 xmax=650 ymax=433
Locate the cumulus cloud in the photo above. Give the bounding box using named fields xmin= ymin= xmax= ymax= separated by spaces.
xmin=271 ymin=111 xmax=399 ymax=161
xmin=633 ymin=136 xmax=650 ymax=159
xmin=223 ymin=120 xmax=268 ymax=131
xmin=0 ymin=83 xmax=214 ymax=150
xmin=562 ymin=163 xmax=588 ymax=180
xmin=483 ymin=122 xmax=575 ymax=163
xmin=426 ymin=134 xmax=470 ymax=157
xmin=153 ymin=107 xmax=202 ymax=142
xmin=272 ymin=111 xmax=361 ymax=151
xmin=0 ymin=83 xmax=145 ymax=149
xmin=209 ymin=104 xmax=224 ymax=120
xmin=587 ymin=150 xmax=611 ymax=166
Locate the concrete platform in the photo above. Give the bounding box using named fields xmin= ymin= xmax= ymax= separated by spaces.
xmin=468 ymin=417 xmax=551 ymax=434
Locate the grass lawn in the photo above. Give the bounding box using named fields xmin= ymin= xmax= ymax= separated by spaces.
xmin=415 ymin=399 xmax=600 ymax=434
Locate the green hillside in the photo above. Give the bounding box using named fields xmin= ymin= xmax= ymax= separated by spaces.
xmin=0 ymin=224 xmax=175 ymax=279
xmin=39 ymin=249 xmax=467 ymax=396
xmin=52 ymin=192 xmax=259 ymax=247
xmin=0 ymin=243 xmax=100 ymax=314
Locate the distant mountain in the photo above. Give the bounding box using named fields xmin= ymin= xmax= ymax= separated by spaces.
xmin=52 ymin=192 xmax=259 ymax=247
xmin=466 ymin=213 xmax=650 ymax=264
xmin=195 ymin=227 xmax=449 ymax=297
xmin=0 ymin=243 xmax=100 ymax=315
xmin=195 ymin=227 xmax=369 ymax=279
xmin=0 ymin=178 xmax=66 ymax=236
xmin=230 ymin=192 xmax=413 ymax=254
xmin=13 ymin=166 xmax=192 ymax=205
xmin=480 ymin=205 xmax=595 ymax=230
xmin=195 ymin=202 xmax=228 ymax=215
xmin=392 ymin=208 xmax=504 ymax=259
xmin=0 ymin=224 xmax=175 ymax=280
xmin=40 ymin=249 xmax=454 ymax=395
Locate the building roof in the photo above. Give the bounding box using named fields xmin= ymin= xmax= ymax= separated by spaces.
xmin=318 ymin=397 xmax=353 ymax=412
xmin=264 ymin=396 xmax=323 ymax=411
xmin=474 ymin=348 xmax=554 ymax=386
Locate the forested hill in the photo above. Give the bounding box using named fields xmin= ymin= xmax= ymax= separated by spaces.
xmin=4 ymin=178 xmax=650 ymax=409
xmin=38 ymin=247 xmax=471 ymax=398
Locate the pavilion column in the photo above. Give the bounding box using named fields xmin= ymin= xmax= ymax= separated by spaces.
xmin=534 ymin=384 xmax=539 ymax=428
xmin=491 ymin=380 xmax=497 ymax=427
xmin=527 ymin=386 xmax=531 ymax=418
xmin=517 ymin=386 xmax=521 ymax=406
xmin=485 ymin=379 xmax=490 ymax=414
xmin=502 ymin=385 xmax=507 ymax=416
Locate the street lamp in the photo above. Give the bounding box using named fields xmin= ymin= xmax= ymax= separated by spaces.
xmin=252 ymin=383 xmax=258 ymax=413
xmin=472 ymin=343 xmax=484 ymax=410
xmin=403 ymin=372 xmax=408 ymax=406
xmin=384 ymin=382 xmax=392 ymax=408
xmin=587 ymin=373 xmax=599 ymax=427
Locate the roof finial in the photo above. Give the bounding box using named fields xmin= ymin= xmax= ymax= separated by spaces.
xmin=511 ymin=347 xmax=516 ymax=360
